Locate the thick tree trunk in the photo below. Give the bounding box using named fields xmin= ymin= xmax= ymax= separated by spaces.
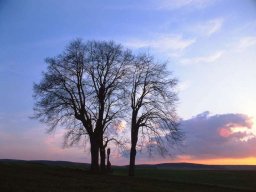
xmin=98 ymin=128 xmax=106 ymax=173
xmin=100 ymin=147 xmax=106 ymax=173
xmin=90 ymin=138 xmax=99 ymax=173
xmin=97 ymin=91 xmax=106 ymax=173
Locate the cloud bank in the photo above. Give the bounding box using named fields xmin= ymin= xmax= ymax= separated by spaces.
xmin=180 ymin=111 xmax=256 ymax=159
xmin=132 ymin=111 xmax=256 ymax=163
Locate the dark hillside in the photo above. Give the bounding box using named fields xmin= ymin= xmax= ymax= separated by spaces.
xmin=1 ymin=160 xmax=256 ymax=192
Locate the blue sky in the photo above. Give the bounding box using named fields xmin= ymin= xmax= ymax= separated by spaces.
xmin=1 ymin=0 xmax=256 ymax=164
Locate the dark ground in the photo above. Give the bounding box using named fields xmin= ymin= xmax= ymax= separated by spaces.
xmin=0 ymin=161 xmax=256 ymax=192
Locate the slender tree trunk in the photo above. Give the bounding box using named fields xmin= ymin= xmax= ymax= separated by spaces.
xmin=129 ymin=116 xmax=138 ymax=176
xmin=129 ymin=143 xmax=137 ymax=176
xmin=90 ymin=137 xmax=99 ymax=173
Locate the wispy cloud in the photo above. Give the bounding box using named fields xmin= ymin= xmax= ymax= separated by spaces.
xmin=176 ymin=80 xmax=191 ymax=92
xmin=192 ymin=18 xmax=224 ymax=37
xmin=125 ymin=34 xmax=196 ymax=56
xmin=106 ymin=0 xmax=216 ymax=11
xmin=236 ymin=36 xmax=256 ymax=50
xmin=156 ymin=0 xmax=216 ymax=10
xmin=180 ymin=51 xmax=224 ymax=65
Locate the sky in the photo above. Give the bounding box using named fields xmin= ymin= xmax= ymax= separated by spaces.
xmin=1 ymin=0 xmax=256 ymax=165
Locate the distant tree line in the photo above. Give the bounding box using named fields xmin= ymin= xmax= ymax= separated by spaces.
xmin=33 ymin=39 xmax=181 ymax=176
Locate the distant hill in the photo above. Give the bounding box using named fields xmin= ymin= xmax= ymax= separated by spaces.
xmin=0 ymin=159 xmax=90 ymax=169
xmin=1 ymin=159 xmax=256 ymax=170
xmin=135 ymin=162 xmax=256 ymax=170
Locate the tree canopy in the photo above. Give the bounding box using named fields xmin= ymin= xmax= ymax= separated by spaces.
xmin=33 ymin=39 xmax=181 ymax=174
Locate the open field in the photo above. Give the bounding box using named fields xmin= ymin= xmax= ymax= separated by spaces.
xmin=0 ymin=161 xmax=256 ymax=192
xmin=115 ymin=168 xmax=256 ymax=191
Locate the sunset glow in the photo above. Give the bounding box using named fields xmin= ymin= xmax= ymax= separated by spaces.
xmin=183 ymin=157 xmax=256 ymax=166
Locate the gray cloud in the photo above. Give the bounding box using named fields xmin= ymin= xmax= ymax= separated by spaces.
xmin=128 ymin=111 xmax=256 ymax=162
xmin=179 ymin=111 xmax=256 ymax=159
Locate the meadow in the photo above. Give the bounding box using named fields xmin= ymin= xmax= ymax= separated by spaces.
xmin=0 ymin=161 xmax=255 ymax=192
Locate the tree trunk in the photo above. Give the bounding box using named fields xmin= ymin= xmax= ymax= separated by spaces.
xmin=129 ymin=112 xmax=138 ymax=176
xmin=129 ymin=144 xmax=137 ymax=176
xmin=100 ymin=147 xmax=106 ymax=173
xmin=97 ymin=91 xmax=106 ymax=173
xmin=90 ymin=138 xmax=99 ymax=173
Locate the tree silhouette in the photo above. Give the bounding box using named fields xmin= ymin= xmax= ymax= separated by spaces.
xmin=33 ymin=39 xmax=180 ymax=174
xmin=33 ymin=39 xmax=132 ymax=173
xmin=128 ymin=54 xmax=181 ymax=176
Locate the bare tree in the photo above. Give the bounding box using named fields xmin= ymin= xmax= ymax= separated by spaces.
xmin=128 ymin=54 xmax=181 ymax=176
xmin=33 ymin=39 xmax=132 ymax=173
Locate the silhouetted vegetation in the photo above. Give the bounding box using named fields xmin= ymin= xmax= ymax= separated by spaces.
xmin=128 ymin=54 xmax=180 ymax=176
xmin=33 ymin=39 xmax=180 ymax=175
xmin=33 ymin=40 xmax=132 ymax=173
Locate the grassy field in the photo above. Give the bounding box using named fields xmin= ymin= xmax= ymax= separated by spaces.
xmin=0 ymin=161 xmax=255 ymax=192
